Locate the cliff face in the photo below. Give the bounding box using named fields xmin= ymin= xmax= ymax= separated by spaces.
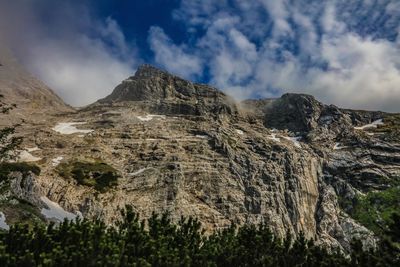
xmin=1 ymin=64 xmax=399 ymax=252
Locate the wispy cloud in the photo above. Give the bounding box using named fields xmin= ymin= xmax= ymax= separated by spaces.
xmin=0 ymin=0 xmax=137 ymax=107
xmin=148 ymin=26 xmax=203 ymax=79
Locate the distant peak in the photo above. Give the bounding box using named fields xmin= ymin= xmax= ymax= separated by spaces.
xmin=134 ymin=64 xmax=170 ymax=78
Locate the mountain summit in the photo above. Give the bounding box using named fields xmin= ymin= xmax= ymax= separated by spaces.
xmin=99 ymin=64 xmax=238 ymax=117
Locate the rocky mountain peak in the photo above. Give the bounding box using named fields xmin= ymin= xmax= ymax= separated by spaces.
xmin=260 ymin=93 xmax=325 ymax=133
xmin=134 ymin=64 xmax=170 ymax=79
xmin=98 ymin=64 xmax=238 ymax=118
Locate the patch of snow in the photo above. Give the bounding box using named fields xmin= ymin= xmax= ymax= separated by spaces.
xmin=195 ymin=135 xmax=209 ymax=139
xmin=40 ymin=196 xmax=76 ymax=222
xmin=236 ymin=129 xmax=244 ymax=135
xmin=128 ymin=168 xmax=148 ymax=176
xmin=354 ymin=119 xmax=384 ymax=130
xmin=333 ymin=143 xmax=347 ymax=150
xmin=52 ymin=122 xmax=94 ymax=135
xmin=267 ymin=134 xmax=280 ymax=142
xmin=137 ymin=114 xmax=166 ymax=121
xmin=52 ymin=156 xmax=63 ymax=167
xmin=0 ymin=212 xmax=9 ymax=230
xmin=26 ymin=147 xmax=40 ymax=152
xmin=18 ymin=150 xmax=41 ymax=162
xmin=283 ymin=136 xmax=302 ymax=148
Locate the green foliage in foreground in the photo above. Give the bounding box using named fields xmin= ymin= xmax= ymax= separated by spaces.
xmin=0 ymin=207 xmax=399 ymax=267
xmin=0 ymin=162 xmax=41 ymax=182
xmin=57 ymin=161 xmax=119 ymax=192
xmin=351 ymin=187 xmax=400 ymax=238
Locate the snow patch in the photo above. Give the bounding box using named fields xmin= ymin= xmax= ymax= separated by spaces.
xmin=0 ymin=212 xmax=9 ymax=230
xmin=128 ymin=168 xmax=148 ymax=176
xmin=283 ymin=136 xmax=302 ymax=148
xmin=354 ymin=119 xmax=384 ymax=130
xmin=267 ymin=134 xmax=280 ymax=142
xmin=137 ymin=114 xmax=166 ymax=121
xmin=26 ymin=147 xmax=40 ymax=152
xmin=235 ymin=129 xmax=244 ymax=135
xmin=195 ymin=135 xmax=209 ymax=139
xmin=52 ymin=122 xmax=94 ymax=135
xmin=333 ymin=143 xmax=347 ymax=150
xmin=52 ymin=156 xmax=63 ymax=167
xmin=18 ymin=150 xmax=41 ymax=162
xmin=40 ymin=196 xmax=76 ymax=222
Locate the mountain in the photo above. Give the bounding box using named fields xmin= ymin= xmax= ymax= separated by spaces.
xmin=1 ymin=64 xmax=399 ymax=253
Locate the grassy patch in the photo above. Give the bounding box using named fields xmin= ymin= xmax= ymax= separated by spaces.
xmin=57 ymin=161 xmax=119 ymax=192
xmin=0 ymin=162 xmax=41 ymax=182
xmin=351 ymin=187 xmax=400 ymax=237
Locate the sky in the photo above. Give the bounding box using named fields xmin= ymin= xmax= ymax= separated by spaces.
xmin=0 ymin=0 xmax=400 ymax=111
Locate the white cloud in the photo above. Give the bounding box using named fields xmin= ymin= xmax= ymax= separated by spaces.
xmin=148 ymin=26 xmax=203 ymax=79
xmin=260 ymin=0 xmax=292 ymax=37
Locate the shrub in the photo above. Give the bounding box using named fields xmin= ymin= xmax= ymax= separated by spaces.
xmin=57 ymin=161 xmax=119 ymax=192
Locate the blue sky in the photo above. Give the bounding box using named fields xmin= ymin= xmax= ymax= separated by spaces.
xmin=0 ymin=0 xmax=400 ymax=112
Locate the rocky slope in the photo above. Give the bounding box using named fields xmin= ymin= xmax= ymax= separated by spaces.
xmin=1 ymin=64 xmax=399 ymax=253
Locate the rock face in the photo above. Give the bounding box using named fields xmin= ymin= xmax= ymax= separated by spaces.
xmin=2 ymin=64 xmax=399 ymax=253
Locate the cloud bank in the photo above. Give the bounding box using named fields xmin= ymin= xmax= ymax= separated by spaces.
xmin=0 ymin=1 xmax=137 ymax=107
xmin=150 ymin=0 xmax=400 ymax=112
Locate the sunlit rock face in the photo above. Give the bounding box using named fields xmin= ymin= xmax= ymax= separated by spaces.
xmin=2 ymin=64 xmax=399 ymax=253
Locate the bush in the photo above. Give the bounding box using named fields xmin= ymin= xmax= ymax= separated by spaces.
xmin=0 ymin=207 xmax=398 ymax=266
xmin=351 ymin=187 xmax=400 ymax=237
xmin=57 ymin=161 xmax=119 ymax=192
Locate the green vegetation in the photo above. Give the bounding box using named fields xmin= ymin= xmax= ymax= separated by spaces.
xmin=351 ymin=187 xmax=400 ymax=238
xmin=57 ymin=161 xmax=119 ymax=192
xmin=0 ymin=207 xmax=398 ymax=266
xmin=0 ymin=162 xmax=41 ymax=182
